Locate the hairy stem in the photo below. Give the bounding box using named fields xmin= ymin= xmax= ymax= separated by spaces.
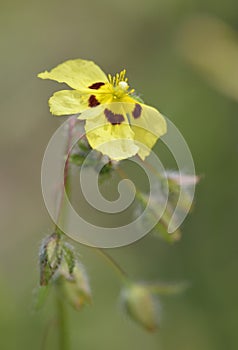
xmin=55 ymin=116 xmax=76 ymax=234
xmin=54 ymin=117 xmax=76 ymax=350
xmin=52 ymin=117 xmax=130 ymax=350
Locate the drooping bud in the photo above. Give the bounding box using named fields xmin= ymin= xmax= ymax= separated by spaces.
xmin=39 ymin=233 xmax=61 ymax=286
xmin=136 ymin=191 xmax=181 ymax=243
xmin=121 ymin=283 xmax=160 ymax=332
xmin=54 ymin=259 xmax=91 ymax=310
xmin=39 ymin=234 xmax=92 ymax=310
xmin=154 ymin=206 xmax=181 ymax=243
xmin=166 ymin=171 xmax=200 ymax=214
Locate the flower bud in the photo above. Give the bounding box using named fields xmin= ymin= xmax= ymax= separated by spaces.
xmin=55 ymin=260 xmax=91 ymax=310
xmin=121 ymin=284 xmax=160 ymax=332
xmin=39 ymin=233 xmax=61 ymax=286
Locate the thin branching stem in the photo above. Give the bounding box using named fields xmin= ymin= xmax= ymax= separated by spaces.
xmin=57 ymin=119 xmax=130 ymax=284
xmin=52 ymin=117 xmax=134 ymax=350
xmin=95 ymin=248 xmax=129 ymax=283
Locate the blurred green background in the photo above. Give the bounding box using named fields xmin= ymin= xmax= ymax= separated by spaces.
xmin=1 ymin=0 xmax=238 ymax=349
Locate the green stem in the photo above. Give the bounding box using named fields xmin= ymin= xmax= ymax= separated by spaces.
xmin=54 ymin=117 xmax=76 ymax=350
xmin=52 ymin=117 xmax=129 ymax=350
xmin=55 ymin=117 xmax=76 ymax=234
xmin=95 ymin=248 xmax=129 ymax=284
xmin=56 ymin=293 xmax=70 ymax=350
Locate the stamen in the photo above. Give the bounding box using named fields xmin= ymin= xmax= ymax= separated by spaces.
xmin=108 ymin=69 xmax=129 ymax=89
xmin=116 ymin=73 xmax=119 ymax=85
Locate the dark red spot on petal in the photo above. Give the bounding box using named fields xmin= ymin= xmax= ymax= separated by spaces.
xmin=132 ymin=103 xmax=142 ymax=119
xmin=88 ymin=95 xmax=100 ymax=107
xmin=88 ymin=82 xmax=105 ymax=89
xmin=104 ymin=108 xmax=125 ymax=125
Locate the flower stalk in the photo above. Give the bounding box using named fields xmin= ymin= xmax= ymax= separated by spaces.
xmin=54 ymin=117 xmax=75 ymax=350
xmin=56 ymin=292 xmax=70 ymax=350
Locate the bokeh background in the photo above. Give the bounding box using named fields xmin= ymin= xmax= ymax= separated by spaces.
xmin=1 ymin=0 xmax=238 ymax=349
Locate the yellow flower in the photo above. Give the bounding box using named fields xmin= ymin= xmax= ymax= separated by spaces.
xmin=38 ymin=59 xmax=167 ymax=161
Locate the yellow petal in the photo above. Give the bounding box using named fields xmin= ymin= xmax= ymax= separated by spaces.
xmin=49 ymin=90 xmax=90 ymax=116
xmin=38 ymin=59 xmax=108 ymax=90
xmin=130 ymin=104 xmax=167 ymax=160
xmin=78 ymin=104 xmax=105 ymax=120
xmin=84 ymin=103 xmax=139 ymax=161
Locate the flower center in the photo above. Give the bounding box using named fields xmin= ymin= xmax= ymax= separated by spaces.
xmin=112 ymin=84 xmax=128 ymax=99
xmin=107 ymin=70 xmax=134 ymax=100
xmin=88 ymin=70 xmax=135 ymax=107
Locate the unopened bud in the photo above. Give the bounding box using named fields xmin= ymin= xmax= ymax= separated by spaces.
xmin=39 ymin=233 xmax=61 ymax=286
xmin=55 ymin=260 xmax=91 ymax=310
xmin=121 ymin=284 xmax=160 ymax=332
